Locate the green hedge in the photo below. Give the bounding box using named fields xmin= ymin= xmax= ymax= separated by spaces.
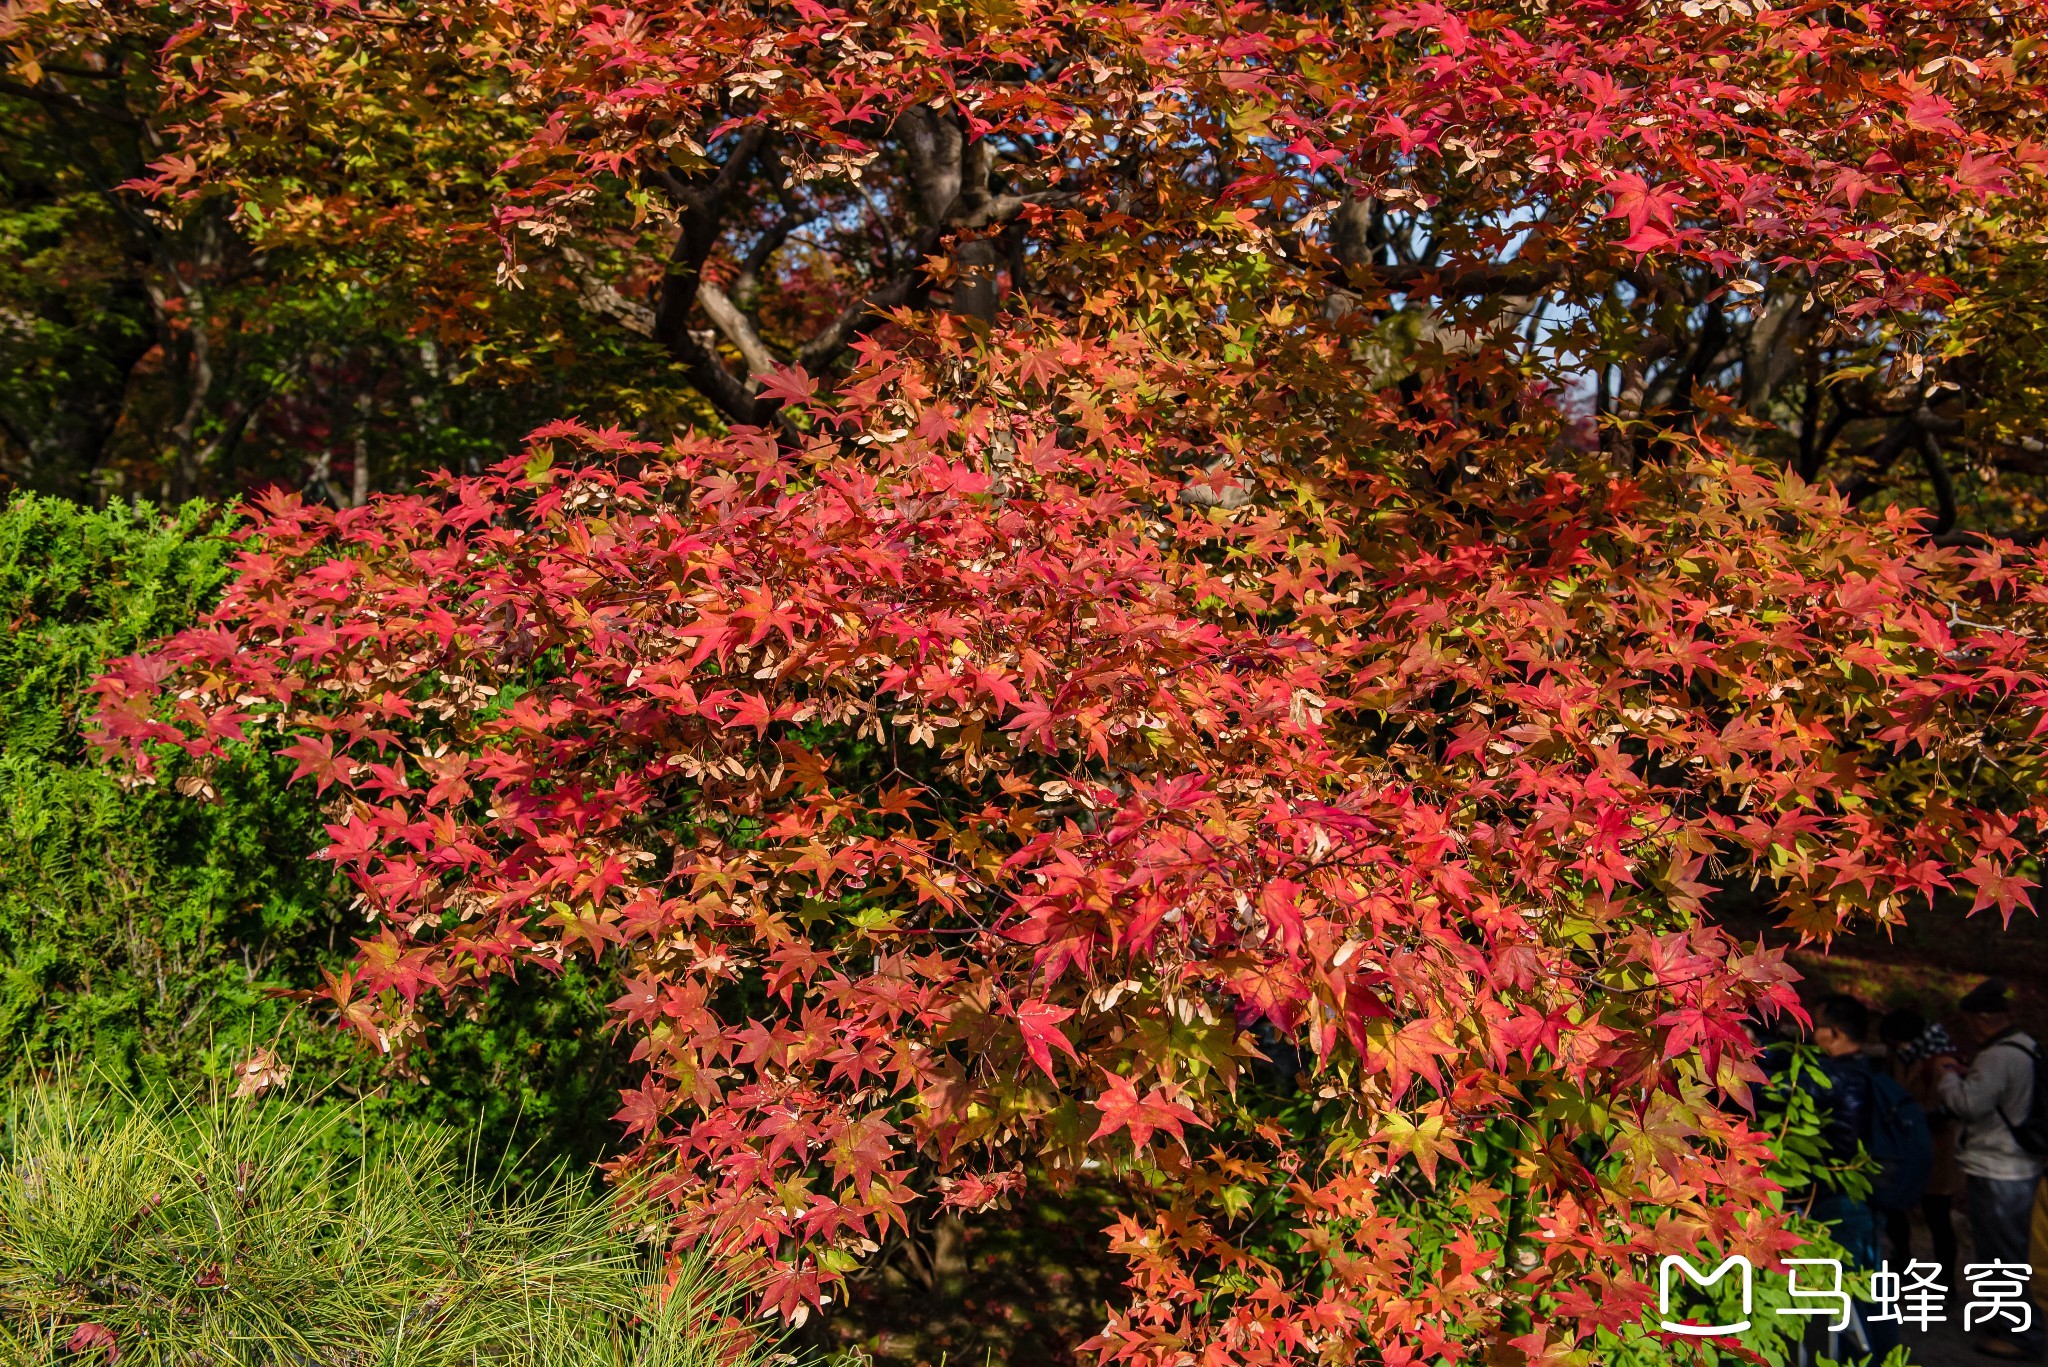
xmin=0 ymin=494 xmax=315 ymax=1077
xmin=0 ymin=494 xmax=625 ymax=1181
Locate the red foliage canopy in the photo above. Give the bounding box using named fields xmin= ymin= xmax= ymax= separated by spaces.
xmin=97 ymin=0 xmax=2048 ymax=1361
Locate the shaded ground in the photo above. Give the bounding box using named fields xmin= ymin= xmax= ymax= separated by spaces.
xmin=796 ymin=1181 xmax=1130 ymax=1367
xmin=1738 ymin=897 xmax=2048 ymax=1036
xmin=1886 ymin=1202 xmax=2007 ymax=1367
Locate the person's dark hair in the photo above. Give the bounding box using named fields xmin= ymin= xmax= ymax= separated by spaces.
xmin=1958 ymin=978 xmax=2012 ymax=1015
xmin=1880 ymin=1007 xmax=1927 ymax=1047
xmin=1815 ymin=994 xmax=1870 ymax=1041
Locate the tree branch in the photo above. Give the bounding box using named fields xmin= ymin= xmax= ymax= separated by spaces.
xmin=793 ymin=265 xmax=928 ymax=376
xmin=734 ymin=209 xmax=813 ymax=303
xmin=625 ymin=111 xmax=1077 ymax=423
xmin=899 ymin=106 xmax=967 ymax=228
xmin=1795 ymin=370 xmax=1826 ymax=482
xmin=696 ymin=281 xmax=782 ymax=377
xmin=0 ymin=398 xmax=35 ymax=456
xmin=561 ymin=249 xmax=655 ymax=336
xmin=1918 ymin=429 xmax=1958 ymax=537
xmin=1366 ymin=260 xmax=1577 ymax=300
xmin=647 ymin=127 xmax=773 ymax=426
xmin=0 ymin=76 xmax=141 ymax=125
xmin=787 ymin=191 xmax=1075 ymax=380
xmin=1934 ymin=525 xmax=2048 ymax=549
xmin=1839 ymin=409 xmax=1926 ymax=506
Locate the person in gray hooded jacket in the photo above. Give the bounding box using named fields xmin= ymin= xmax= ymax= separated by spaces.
xmin=1939 ymin=978 xmax=2044 ymax=1361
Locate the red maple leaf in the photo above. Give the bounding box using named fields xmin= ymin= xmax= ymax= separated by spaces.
xmin=1603 ymin=173 xmax=1693 ymax=254
xmin=1963 ymin=858 xmax=2037 ymax=925
xmin=278 ymin=735 xmax=349 ymax=793
xmin=1901 ymin=90 xmax=1964 ymax=138
xmin=1944 ymin=151 xmax=2012 ymax=200
xmin=1014 ymin=998 xmax=1080 ymax=1078
xmin=1089 ymin=1071 xmax=1204 ymax=1151
xmin=353 ymin=929 xmax=444 ymax=1005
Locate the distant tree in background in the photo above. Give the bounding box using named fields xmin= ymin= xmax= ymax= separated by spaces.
xmin=0 ymin=4 xmax=710 ymax=503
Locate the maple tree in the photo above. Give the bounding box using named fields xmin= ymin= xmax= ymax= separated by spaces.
xmin=8 ymin=0 xmax=2047 ymax=521
xmin=83 ymin=0 xmax=2048 ymax=1362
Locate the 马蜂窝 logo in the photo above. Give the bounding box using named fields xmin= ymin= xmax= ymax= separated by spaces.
xmin=1655 ymin=1253 xmax=2035 ymax=1340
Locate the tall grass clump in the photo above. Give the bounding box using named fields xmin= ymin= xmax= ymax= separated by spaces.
xmin=0 ymin=1079 xmax=770 ymax=1366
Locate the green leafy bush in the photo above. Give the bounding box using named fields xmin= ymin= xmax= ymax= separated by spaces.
xmin=0 ymin=1078 xmax=762 ymax=1365
xmin=0 ymin=493 xmax=320 ymax=1079
xmin=0 ymin=493 xmax=625 ymax=1179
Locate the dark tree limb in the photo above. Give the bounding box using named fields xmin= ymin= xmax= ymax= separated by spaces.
xmin=787 ymin=191 xmax=1077 ymax=380
xmin=734 ymin=209 xmax=814 ymax=304
xmin=647 ymin=127 xmax=773 ymax=425
xmin=1649 ymin=297 xmax=1728 ymax=429
xmin=1361 ymin=260 xmax=1574 ymax=299
xmin=1918 ymin=430 xmax=1958 ymax=537
xmin=1795 ymin=369 xmax=1826 ymax=482
xmin=1934 ymin=525 xmax=2048 ymax=549
xmin=1838 ymin=412 xmax=1925 ymax=505
xmin=1802 ymin=391 xmax=1860 ymax=483
xmin=1913 ymin=403 xmax=1964 ymax=437
xmin=0 ymin=76 xmax=141 ymax=125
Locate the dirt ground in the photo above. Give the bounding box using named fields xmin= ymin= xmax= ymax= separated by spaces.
xmin=1745 ymin=898 xmax=2048 ymax=1039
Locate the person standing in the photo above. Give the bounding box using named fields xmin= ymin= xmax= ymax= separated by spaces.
xmin=1939 ymin=978 xmax=2045 ymax=1361
xmin=1811 ymin=994 xmax=1903 ymax=1361
xmin=1883 ymin=1007 xmax=1963 ymax=1284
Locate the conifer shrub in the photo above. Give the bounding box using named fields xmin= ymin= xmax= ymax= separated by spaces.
xmin=0 ymin=494 xmax=304 ymax=1079
xmin=0 ymin=1078 xmax=760 ymax=1365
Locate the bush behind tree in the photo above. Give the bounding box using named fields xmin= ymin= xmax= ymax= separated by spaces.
xmin=0 ymin=494 xmax=314 ymax=1078
xmin=0 ymin=493 xmax=626 ymax=1182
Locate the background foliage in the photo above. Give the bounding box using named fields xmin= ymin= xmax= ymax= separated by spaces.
xmin=0 ymin=0 xmax=711 ymax=504
xmin=0 ymin=493 xmax=318 ymax=1076
xmin=0 ymin=493 xmax=623 ymax=1182
xmin=6 ymin=0 xmax=2048 ymax=541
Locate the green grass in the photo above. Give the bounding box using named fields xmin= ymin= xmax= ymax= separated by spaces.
xmin=0 ymin=1079 xmax=773 ymax=1366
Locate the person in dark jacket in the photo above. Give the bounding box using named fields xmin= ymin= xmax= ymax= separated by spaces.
xmin=1813 ymin=996 xmax=1882 ymax=1262
xmin=1882 ymin=1007 xmax=1962 ymax=1285
xmin=1810 ymin=994 xmax=1901 ymax=1362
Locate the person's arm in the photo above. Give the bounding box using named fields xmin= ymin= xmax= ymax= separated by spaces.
xmin=1937 ymin=1046 xmax=2017 ymax=1122
xmin=1924 ymin=1054 xmax=1960 ymax=1117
